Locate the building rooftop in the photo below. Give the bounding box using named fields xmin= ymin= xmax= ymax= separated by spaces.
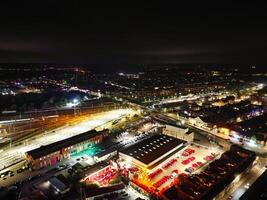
xmin=94 ymin=147 xmax=117 ymax=159
xmin=49 ymin=174 xmax=70 ymax=194
xmin=26 ymin=129 xmax=107 ymax=159
xmin=120 ymin=134 xmax=185 ymax=166
xmin=85 ymin=183 xmax=125 ymax=198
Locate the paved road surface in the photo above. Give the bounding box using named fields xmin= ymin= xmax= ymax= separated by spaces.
xmin=222 ymin=162 xmax=265 ymax=200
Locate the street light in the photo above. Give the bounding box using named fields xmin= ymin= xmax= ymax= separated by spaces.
xmin=72 ymin=98 xmax=80 ymax=116
xmin=66 ymin=98 xmax=80 ymax=108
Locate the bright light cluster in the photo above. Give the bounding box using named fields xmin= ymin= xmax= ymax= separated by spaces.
xmin=0 ymin=108 xmax=135 ymax=170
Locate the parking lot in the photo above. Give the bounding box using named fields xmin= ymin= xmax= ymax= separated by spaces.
xmin=142 ymin=143 xmax=222 ymax=192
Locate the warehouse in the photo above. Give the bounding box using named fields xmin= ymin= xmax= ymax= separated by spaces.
xmin=162 ymin=124 xmax=194 ymax=142
xmin=119 ymin=134 xmax=185 ymax=169
xmin=26 ymin=129 xmax=108 ymax=170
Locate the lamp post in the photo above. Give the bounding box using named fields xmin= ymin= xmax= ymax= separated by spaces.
xmin=72 ymin=99 xmax=79 ymax=116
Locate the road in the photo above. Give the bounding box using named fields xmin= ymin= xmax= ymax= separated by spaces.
xmin=221 ymin=161 xmax=265 ymax=200
xmin=230 ymin=136 xmax=267 ymax=154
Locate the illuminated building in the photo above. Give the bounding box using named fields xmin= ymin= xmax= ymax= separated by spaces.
xmin=119 ymin=134 xmax=185 ymax=169
xmin=26 ymin=129 xmax=109 ymax=170
xmin=162 ymin=124 xmax=194 ymax=142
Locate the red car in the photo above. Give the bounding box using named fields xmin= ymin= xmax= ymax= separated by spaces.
xmin=162 ymin=159 xmax=177 ymax=169
xmin=182 ymin=156 xmax=195 ymax=165
xmin=192 ymin=163 xmax=199 ymax=168
xmin=182 ymin=151 xmax=189 ymax=156
xmin=191 ymin=161 xmax=203 ymax=168
xmin=153 ymin=176 xmax=169 ymax=187
xmin=129 ymin=167 xmax=139 ymax=173
xmin=148 ymin=168 xmax=162 ymax=179
xmin=204 ymin=155 xmax=214 ymax=161
xmin=196 ymin=161 xmax=203 ymax=166
xmin=188 ymin=156 xmax=195 ymax=162
xmin=182 ymin=159 xmax=190 ymax=165
xmin=182 ymin=148 xmax=195 ymax=156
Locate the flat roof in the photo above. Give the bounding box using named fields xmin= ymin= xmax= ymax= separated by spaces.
xmin=27 ymin=129 xmax=106 ymax=159
xmin=165 ymin=124 xmax=188 ymax=130
xmin=94 ymin=147 xmax=117 ymax=158
xmin=85 ymin=183 xmax=125 ymax=198
xmin=120 ymin=134 xmax=185 ymax=165
xmin=49 ymin=174 xmax=69 ymax=192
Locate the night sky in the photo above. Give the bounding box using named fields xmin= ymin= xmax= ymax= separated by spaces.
xmin=1 ymin=3 xmax=267 ymax=66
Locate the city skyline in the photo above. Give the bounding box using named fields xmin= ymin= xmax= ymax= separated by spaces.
xmin=0 ymin=3 xmax=267 ymax=200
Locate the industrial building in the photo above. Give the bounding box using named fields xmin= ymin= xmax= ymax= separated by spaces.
xmin=94 ymin=147 xmax=117 ymax=162
xmin=162 ymin=124 xmax=194 ymax=142
xmin=119 ymin=134 xmax=185 ymax=169
xmin=26 ymin=129 xmax=109 ymax=170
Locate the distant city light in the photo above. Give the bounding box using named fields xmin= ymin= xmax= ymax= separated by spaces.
xmin=66 ymin=98 xmax=80 ymax=108
xmin=247 ymin=139 xmax=257 ymax=147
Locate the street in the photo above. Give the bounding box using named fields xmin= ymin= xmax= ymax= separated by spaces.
xmin=221 ymin=161 xmax=265 ymax=200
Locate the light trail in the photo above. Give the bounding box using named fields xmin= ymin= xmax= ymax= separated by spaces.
xmin=0 ymin=108 xmax=135 ymax=171
xmin=0 ymin=118 xmax=33 ymax=124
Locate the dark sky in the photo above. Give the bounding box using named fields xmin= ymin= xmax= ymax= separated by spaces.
xmin=1 ymin=3 xmax=267 ymax=65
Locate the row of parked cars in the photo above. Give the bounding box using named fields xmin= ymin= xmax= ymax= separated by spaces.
xmin=0 ymin=170 xmax=14 ymax=179
xmin=153 ymin=175 xmax=169 ymax=188
xmin=0 ymin=165 xmax=30 ymax=181
xmin=148 ymin=168 xmax=162 ymax=179
xmin=169 ymin=145 xmax=255 ymax=200
xmin=182 ymin=156 xmax=195 ymax=165
xmin=181 ymin=148 xmax=195 ymax=157
xmin=184 ymin=161 xmax=203 ymax=173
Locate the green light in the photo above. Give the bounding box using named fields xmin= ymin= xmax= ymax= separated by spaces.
xmin=70 ymin=145 xmax=101 ymax=157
